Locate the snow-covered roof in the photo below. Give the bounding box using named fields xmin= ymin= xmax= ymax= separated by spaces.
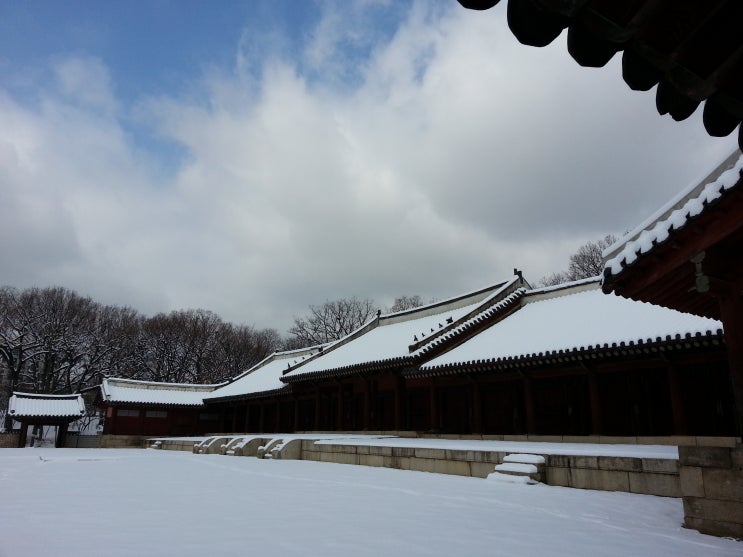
xmin=603 ymin=150 xmax=743 ymax=279
xmin=419 ymin=280 xmax=722 ymax=373
xmin=204 ymin=346 xmax=324 ymax=401
xmin=8 ymin=392 xmax=86 ymax=419
xmin=99 ymin=377 xmax=222 ymax=407
xmin=283 ymin=277 xmax=523 ymax=382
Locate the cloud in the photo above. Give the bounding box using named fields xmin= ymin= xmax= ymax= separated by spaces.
xmin=0 ymin=3 xmax=738 ymax=333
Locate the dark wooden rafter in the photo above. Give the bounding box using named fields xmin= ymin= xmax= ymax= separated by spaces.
xmin=604 ymin=175 xmax=743 ymax=319
xmin=457 ymin=0 xmax=743 ymax=149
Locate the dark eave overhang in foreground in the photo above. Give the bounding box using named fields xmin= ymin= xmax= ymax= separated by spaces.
xmin=459 ymin=0 xmax=743 ymax=150
xmin=408 ymin=329 xmax=724 ymax=378
xmin=602 ymin=170 xmax=743 ymax=319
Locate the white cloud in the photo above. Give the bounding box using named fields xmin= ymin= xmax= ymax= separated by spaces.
xmin=0 ymin=4 xmax=738 ymax=332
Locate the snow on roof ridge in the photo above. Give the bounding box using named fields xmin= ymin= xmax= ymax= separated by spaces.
xmin=418 ymin=288 xmax=723 ymax=373
xmin=380 ymin=277 xmax=515 ymax=324
xmin=413 ymin=287 xmax=528 ymax=357
xmin=280 ymin=276 xmax=527 ymax=382
xmin=226 ymin=344 xmax=327 ymax=383
xmin=11 ymin=391 xmax=83 ymax=399
xmin=9 ymin=391 xmax=86 ymax=417
xmin=420 ymin=329 xmax=723 ymax=372
xmin=603 ymin=150 xmax=743 ymax=277
xmin=103 ymin=377 xmax=223 ymax=391
xmin=521 ymin=277 xmax=600 ymax=304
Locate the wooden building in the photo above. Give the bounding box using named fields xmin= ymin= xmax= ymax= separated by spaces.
xmin=8 ymin=392 xmax=86 ymax=448
xmin=409 ymin=279 xmax=733 ymax=436
xmin=203 ymin=346 xmax=323 ymax=434
xmin=194 ymin=274 xmax=734 ymax=438
xmin=93 ymin=377 xmax=223 ymax=437
xmin=603 ymin=151 xmax=743 ymax=434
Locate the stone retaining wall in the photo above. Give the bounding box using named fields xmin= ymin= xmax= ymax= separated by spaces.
xmin=546 ymin=454 xmax=680 ymax=497
xmin=99 ymin=434 xmax=150 ymax=448
xmin=299 ymin=441 xmax=681 ymax=497
xmin=64 ymin=435 xmax=102 ymax=448
xmin=679 ymin=441 xmax=743 ymax=538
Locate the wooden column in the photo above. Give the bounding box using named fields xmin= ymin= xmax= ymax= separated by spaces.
xmin=17 ymin=423 xmax=28 ymax=448
xmin=293 ymin=398 xmax=300 ymax=433
xmin=719 ymin=291 xmax=743 ymax=435
xmin=244 ymin=404 xmax=251 ymax=432
xmin=363 ymin=379 xmax=371 ymax=430
xmin=587 ymin=370 xmax=602 ymax=435
xmin=56 ymin=423 xmax=69 ymax=448
xmin=666 ymin=362 xmax=686 ymax=434
xmin=522 ymin=375 xmax=536 ymax=433
xmin=337 ymin=383 xmax=344 ymax=431
xmin=314 ymin=388 xmax=321 ymax=431
xmin=231 ymin=406 xmax=238 ymax=433
xmin=258 ymin=402 xmax=265 ymax=433
xmin=275 ymin=401 xmax=281 ymax=433
xmin=429 ymin=383 xmax=439 ymax=432
xmin=394 ymin=376 xmax=403 ymax=431
xmin=471 ymin=380 xmax=482 ymax=434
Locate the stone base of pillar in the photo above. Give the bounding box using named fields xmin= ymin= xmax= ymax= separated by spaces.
xmin=679 ymin=441 xmax=743 ymax=539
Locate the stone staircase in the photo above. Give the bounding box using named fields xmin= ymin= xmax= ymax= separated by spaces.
xmin=488 ymin=453 xmax=545 ymax=485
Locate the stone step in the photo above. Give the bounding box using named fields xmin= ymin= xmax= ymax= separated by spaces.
xmin=488 ymin=453 xmax=545 ymax=484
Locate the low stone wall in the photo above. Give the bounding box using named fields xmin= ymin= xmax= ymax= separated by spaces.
xmin=0 ymin=432 xmax=19 ymax=448
xmin=679 ymin=441 xmax=743 ymax=538
xmin=99 ymin=435 xmax=150 ymax=448
xmin=299 ymin=441 xmax=681 ymax=497
xmin=150 ymin=439 xmax=198 ymax=452
xmin=64 ymin=435 xmax=102 ymax=448
xmin=546 ymin=454 xmax=680 ymax=497
xmin=301 ymin=441 xmax=503 ymax=478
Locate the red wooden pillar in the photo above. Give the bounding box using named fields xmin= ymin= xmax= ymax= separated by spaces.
xmin=587 ymin=370 xmax=602 ymax=435
xmin=363 ymin=379 xmax=371 ymax=430
xmin=471 ymin=380 xmax=482 ymax=434
xmin=314 ymin=388 xmax=321 ymax=431
xmin=106 ymin=406 xmax=116 ymax=434
xmin=56 ymin=423 xmax=69 ymax=448
xmin=429 ymin=383 xmax=439 ymax=432
xmin=666 ymin=362 xmax=686 ymax=434
xmin=522 ymin=375 xmax=536 ymax=433
xmin=394 ymin=376 xmax=403 ymax=431
xmin=337 ymin=383 xmax=344 ymax=431
xmin=18 ymin=422 xmax=28 ymax=448
xmin=719 ymin=291 xmax=743 ymax=435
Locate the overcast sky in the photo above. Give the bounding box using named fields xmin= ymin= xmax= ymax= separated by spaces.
xmin=0 ymin=1 xmax=738 ymax=333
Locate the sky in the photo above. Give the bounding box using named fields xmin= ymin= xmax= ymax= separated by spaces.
xmin=0 ymin=0 xmax=739 ymax=333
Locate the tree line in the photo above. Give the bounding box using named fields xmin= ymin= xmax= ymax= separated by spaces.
xmin=0 ymin=286 xmax=282 ymax=406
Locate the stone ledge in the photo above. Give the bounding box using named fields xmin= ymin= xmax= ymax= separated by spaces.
xmin=679 ymin=446 xmax=731 ymax=468
xmin=628 ymin=471 xmax=681 ymax=497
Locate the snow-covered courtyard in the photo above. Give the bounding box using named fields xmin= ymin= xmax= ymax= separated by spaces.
xmin=1 ymin=448 xmax=739 ymax=557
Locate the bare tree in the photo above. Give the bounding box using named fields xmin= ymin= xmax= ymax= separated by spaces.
xmin=288 ymin=297 xmax=378 ymax=347
xmin=388 ymin=295 xmax=424 ymax=313
xmin=539 ymin=234 xmax=618 ymax=286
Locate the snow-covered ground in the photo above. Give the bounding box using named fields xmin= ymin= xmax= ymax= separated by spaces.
xmin=1 ymin=448 xmax=739 ymax=557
